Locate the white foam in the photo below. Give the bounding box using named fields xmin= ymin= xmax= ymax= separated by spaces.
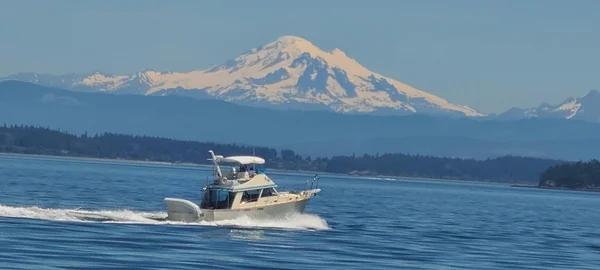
xmin=0 ymin=204 xmax=329 ymax=231
xmin=211 ymin=213 xmax=330 ymax=231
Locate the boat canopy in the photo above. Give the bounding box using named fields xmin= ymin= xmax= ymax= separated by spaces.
xmin=220 ymin=155 xmax=266 ymax=165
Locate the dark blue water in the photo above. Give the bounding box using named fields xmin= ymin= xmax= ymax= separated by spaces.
xmin=1 ymin=154 xmax=600 ymax=269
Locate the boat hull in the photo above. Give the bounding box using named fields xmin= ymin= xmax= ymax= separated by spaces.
xmin=164 ymin=197 xmax=312 ymax=223
xmin=204 ymin=199 xmax=310 ymax=221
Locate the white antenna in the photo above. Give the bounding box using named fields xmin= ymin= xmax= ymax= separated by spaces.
xmin=208 ymin=150 xmax=222 ymax=178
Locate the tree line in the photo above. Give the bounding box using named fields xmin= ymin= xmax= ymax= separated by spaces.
xmin=0 ymin=124 xmax=571 ymax=184
xmin=539 ymin=159 xmax=600 ymax=189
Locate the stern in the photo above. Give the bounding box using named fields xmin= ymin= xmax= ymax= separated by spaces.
xmin=164 ymin=197 xmax=203 ymax=222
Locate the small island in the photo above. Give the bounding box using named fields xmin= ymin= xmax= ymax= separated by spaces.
xmin=538 ymin=159 xmax=600 ymax=191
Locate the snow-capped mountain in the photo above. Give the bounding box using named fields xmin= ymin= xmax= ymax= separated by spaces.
xmin=1 ymin=35 xmax=484 ymax=117
xmin=498 ymin=90 xmax=600 ymax=123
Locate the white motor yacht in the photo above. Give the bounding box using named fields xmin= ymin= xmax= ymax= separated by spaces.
xmin=163 ymin=150 xmax=321 ymax=222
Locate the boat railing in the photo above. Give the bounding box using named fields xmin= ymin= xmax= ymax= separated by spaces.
xmin=287 ymin=174 xmax=320 ymax=194
xmin=304 ymin=174 xmax=320 ymax=190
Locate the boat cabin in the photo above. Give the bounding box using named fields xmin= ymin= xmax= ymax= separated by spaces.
xmin=201 ymin=151 xmax=280 ymax=210
xmin=200 ymin=185 xmax=280 ymax=210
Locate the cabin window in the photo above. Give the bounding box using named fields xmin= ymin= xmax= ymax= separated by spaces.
xmin=202 ymin=188 xmax=235 ymax=209
xmin=241 ymin=189 xmax=260 ymax=203
xmin=260 ymin=187 xmax=277 ymax=197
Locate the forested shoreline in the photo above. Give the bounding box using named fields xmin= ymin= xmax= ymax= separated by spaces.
xmin=538 ymin=160 xmax=600 ymax=190
xmin=0 ymin=124 xmax=570 ymax=184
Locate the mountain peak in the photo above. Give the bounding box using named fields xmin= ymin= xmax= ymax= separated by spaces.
xmin=271 ymin=36 xmax=348 ymax=58
xmin=1 ymin=35 xmax=485 ymax=117
xmin=273 ymin=35 xmax=312 ymax=46
xmin=498 ymin=89 xmax=600 ymax=123
xmin=260 ymin=35 xmax=326 ymax=60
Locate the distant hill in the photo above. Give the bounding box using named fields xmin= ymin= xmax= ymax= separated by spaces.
xmin=0 ymin=124 xmax=566 ymax=184
xmin=1 ymin=80 xmax=600 ymax=161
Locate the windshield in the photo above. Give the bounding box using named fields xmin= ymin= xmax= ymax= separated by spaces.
xmin=201 ymin=188 xmax=235 ymax=209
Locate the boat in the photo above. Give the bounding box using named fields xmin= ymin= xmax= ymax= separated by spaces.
xmin=163 ymin=150 xmax=321 ymax=222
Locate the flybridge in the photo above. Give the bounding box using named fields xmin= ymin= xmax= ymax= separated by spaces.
xmin=207 ymin=150 xmax=267 ymax=186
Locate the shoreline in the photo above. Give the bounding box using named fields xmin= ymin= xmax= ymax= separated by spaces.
xmin=511 ymin=184 xmax=600 ymax=193
xmin=0 ymin=152 xmax=335 ymax=176
xmin=0 ymin=152 xmax=540 ymax=187
xmin=0 ymin=151 xmax=484 ymax=183
xmin=0 ymin=152 xmax=202 ymax=167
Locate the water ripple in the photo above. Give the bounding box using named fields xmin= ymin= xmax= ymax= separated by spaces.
xmin=1 ymin=155 xmax=600 ymax=269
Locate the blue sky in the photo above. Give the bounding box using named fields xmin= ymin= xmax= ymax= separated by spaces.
xmin=0 ymin=0 xmax=598 ymax=113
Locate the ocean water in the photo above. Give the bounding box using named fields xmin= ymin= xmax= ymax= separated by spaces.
xmin=1 ymin=154 xmax=600 ymax=269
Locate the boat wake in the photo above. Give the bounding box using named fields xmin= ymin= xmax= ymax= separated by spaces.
xmin=0 ymin=204 xmax=330 ymax=231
